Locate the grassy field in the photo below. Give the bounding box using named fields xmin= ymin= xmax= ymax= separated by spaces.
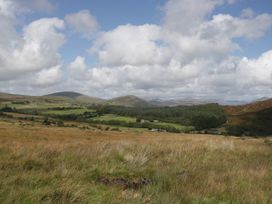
xmin=41 ymin=108 xmax=90 ymax=116
xmin=0 ymin=120 xmax=271 ymax=203
xmin=155 ymin=121 xmax=194 ymax=131
xmin=94 ymin=114 xmax=194 ymax=131
xmin=94 ymin=114 xmax=136 ymax=122
xmin=5 ymin=102 xmax=73 ymax=110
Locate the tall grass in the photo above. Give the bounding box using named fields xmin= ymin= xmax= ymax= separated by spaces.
xmin=0 ymin=121 xmax=271 ymax=203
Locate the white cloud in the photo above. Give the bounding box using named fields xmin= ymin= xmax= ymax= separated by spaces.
xmin=66 ymin=0 xmax=272 ymax=100
xmin=65 ymin=10 xmax=98 ymax=38
xmin=68 ymin=56 xmax=87 ymax=79
xmin=241 ymin=8 xmax=255 ymax=18
xmin=163 ymin=0 xmax=225 ymax=34
xmin=90 ymin=24 xmax=171 ymax=66
xmin=0 ymin=0 xmax=65 ymax=93
xmin=200 ymin=13 xmax=272 ymax=40
xmin=0 ymin=17 xmax=65 ymax=80
xmin=237 ymin=51 xmax=272 ymax=86
xmin=0 ymin=0 xmax=54 ymax=17
xmin=1 ymin=0 xmax=272 ymax=101
xmin=33 ymin=65 xmax=62 ymax=87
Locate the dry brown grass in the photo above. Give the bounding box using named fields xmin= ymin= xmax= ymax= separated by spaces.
xmin=0 ymin=121 xmax=272 ymax=203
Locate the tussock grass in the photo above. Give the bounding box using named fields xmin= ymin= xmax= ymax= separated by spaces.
xmin=0 ymin=121 xmax=271 ymax=203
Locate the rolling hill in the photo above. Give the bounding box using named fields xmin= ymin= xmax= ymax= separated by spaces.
xmin=224 ymin=98 xmax=272 ymax=115
xmin=0 ymin=92 xmax=150 ymax=107
xmin=224 ymin=98 xmax=272 ymax=136
xmin=45 ymin=91 xmax=105 ymax=104
xmin=45 ymin=91 xmax=83 ymax=99
xmin=108 ymin=95 xmax=152 ymax=107
xmin=149 ymin=98 xmax=209 ymax=107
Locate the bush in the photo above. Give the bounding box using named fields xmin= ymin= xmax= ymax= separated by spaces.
xmin=0 ymin=106 xmax=14 ymax=112
xmin=192 ymin=114 xmax=225 ymax=130
xmin=225 ymin=125 xmax=245 ymax=136
xmin=43 ymin=117 xmax=51 ymax=126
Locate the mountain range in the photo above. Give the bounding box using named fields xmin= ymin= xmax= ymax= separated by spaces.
xmin=1 ymin=91 xmax=271 ymax=109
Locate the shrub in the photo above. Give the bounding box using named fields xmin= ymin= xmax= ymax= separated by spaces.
xmin=43 ymin=117 xmax=51 ymax=126
xmin=0 ymin=106 xmax=14 ymax=112
xmin=225 ymin=125 xmax=245 ymax=136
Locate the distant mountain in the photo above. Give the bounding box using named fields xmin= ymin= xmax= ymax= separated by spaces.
xmin=149 ymin=99 xmax=209 ymax=107
xmin=109 ymin=95 xmax=152 ymax=107
xmin=45 ymin=91 xmax=83 ymax=99
xmin=45 ymin=92 xmax=105 ymax=104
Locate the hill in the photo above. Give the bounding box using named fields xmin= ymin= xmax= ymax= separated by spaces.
xmin=224 ymin=98 xmax=272 ymax=115
xmin=45 ymin=91 xmax=83 ymax=99
xmin=149 ymin=98 xmax=209 ymax=107
xmin=45 ymin=92 xmax=105 ymax=104
xmin=109 ymin=95 xmax=152 ymax=107
xmin=224 ymin=98 xmax=272 ymax=136
xmin=0 ymin=92 xmax=34 ymax=101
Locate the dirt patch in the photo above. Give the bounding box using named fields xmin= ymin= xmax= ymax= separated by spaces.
xmin=96 ymin=177 xmax=150 ymax=190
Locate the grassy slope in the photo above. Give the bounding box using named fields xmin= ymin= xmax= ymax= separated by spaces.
xmin=224 ymin=98 xmax=272 ymax=135
xmin=94 ymin=114 xmax=136 ymax=122
xmin=0 ymin=92 xmax=105 ymax=109
xmin=0 ymin=121 xmax=271 ymax=203
xmin=41 ymin=109 xmax=90 ymax=116
xmin=225 ymin=98 xmax=272 ymax=115
xmin=108 ymin=95 xmax=152 ymax=107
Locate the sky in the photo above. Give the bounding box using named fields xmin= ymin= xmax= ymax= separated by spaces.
xmin=0 ymin=0 xmax=272 ymax=102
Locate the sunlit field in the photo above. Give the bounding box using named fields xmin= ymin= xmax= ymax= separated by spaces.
xmin=0 ymin=121 xmax=271 ymax=204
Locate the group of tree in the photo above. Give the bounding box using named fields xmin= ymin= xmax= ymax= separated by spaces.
xmin=89 ymin=103 xmax=227 ymax=130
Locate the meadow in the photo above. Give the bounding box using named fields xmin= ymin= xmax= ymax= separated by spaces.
xmin=41 ymin=108 xmax=90 ymax=116
xmin=0 ymin=120 xmax=271 ymax=204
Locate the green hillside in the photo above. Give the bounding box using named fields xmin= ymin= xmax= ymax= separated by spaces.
xmin=108 ymin=95 xmax=152 ymax=107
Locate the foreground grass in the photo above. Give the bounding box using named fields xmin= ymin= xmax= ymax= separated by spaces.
xmin=0 ymin=121 xmax=272 ymax=203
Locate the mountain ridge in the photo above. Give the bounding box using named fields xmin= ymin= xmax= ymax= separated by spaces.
xmin=108 ymin=95 xmax=152 ymax=107
xmin=1 ymin=91 xmax=272 ymax=108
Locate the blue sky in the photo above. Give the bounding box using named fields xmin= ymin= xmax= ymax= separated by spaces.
xmin=24 ymin=0 xmax=272 ymax=64
xmin=29 ymin=0 xmax=272 ymax=65
xmin=0 ymin=0 xmax=272 ymax=100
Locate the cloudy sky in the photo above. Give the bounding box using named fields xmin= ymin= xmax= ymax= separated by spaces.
xmin=0 ymin=0 xmax=271 ymax=101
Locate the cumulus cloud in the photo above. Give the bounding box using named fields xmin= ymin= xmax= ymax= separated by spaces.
xmin=200 ymin=13 xmax=272 ymax=40
xmin=33 ymin=65 xmax=62 ymax=87
xmin=68 ymin=56 xmax=88 ymax=79
xmin=0 ymin=17 xmax=65 ymax=80
xmin=65 ymin=10 xmax=99 ymax=38
xmin=1 ymin=0 xmax=272 ymax=101
xmin=66 ymin=0 xmax=272 ymax=100
xmin=69 ymin=49 xmax=272 ymax=100
xmin=163 ymin=0 xmax=224 ymax=34
xmin=0 ymin=0 xmax=65 ymax=90
xmin=0 ymin=0 xmax=54 ymax=17
xmin=90 ymin=24 xmax=171 ymax=66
